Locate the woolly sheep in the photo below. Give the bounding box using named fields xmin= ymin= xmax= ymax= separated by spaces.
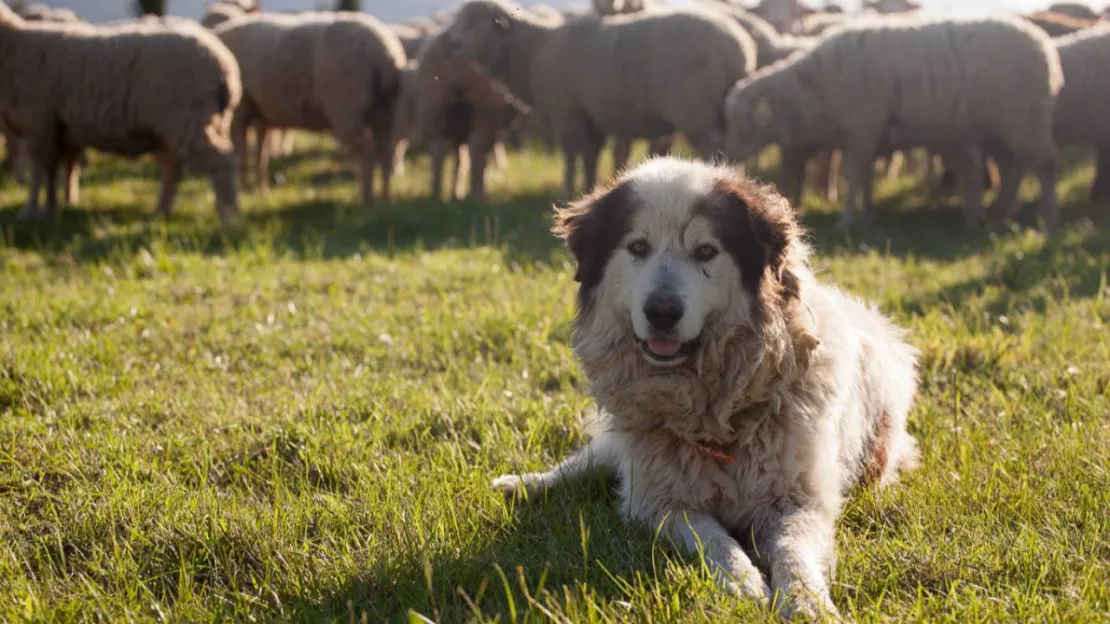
xmin=751 ymin=0 xmax=812 ymax=33
xmin=796 ymin=11 xmax=848 ymax=36
xmin=529 ymin=4 xmax=566 ymax=25
xmin=863 ymin=0 xmax=921 ymax=13
xmin=19 ymin=3 xmax=80 ymax=22
xmin=724 ymin=14 xmax=1063 ymax=229
xmin=215 ymin=12 xmax=406 ymax=204
xmin=1049 ymin=2 xmax=1099 ymax=20
xmin=390 ymin=22 xmax=430 ymax=59
xmin=1053 ymin=25 xmax=1110 ymax=201
xmin=395 ymin=32 xmax=530 ymax=201
xmin=0 ymin=4 xmax=242 ymax=221
xmin=446 ymin=0 xmax=757 ymax=198
xmin=593 ymin=0 xmax=649 ymax=15
xmin=1023 ymin=11 xmax=1097 ymax=37
xmin=202 ymin=4 xmax=246 ymax=30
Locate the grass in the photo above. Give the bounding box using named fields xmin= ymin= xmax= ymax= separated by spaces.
xmin=1 ymin=137 xmax=1108 ymax=623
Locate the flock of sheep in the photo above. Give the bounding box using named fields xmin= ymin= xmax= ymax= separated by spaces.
xmin=0 ymin=0 xmax=1108 ymax=231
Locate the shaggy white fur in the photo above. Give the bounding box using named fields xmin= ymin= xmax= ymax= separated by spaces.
xmin=493 ymin=157 xmax=920 ymax=618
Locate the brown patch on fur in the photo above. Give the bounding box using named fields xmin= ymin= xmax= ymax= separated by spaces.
xmin=694 ymin=175 xmax=820 ymax=365
xmin=552 ymin=179 xmax=638 ymax=309
xmin=859 ymin=410 xmax=892 ymax=487
xmin=694 ymin=177 xmax=801 ymax=301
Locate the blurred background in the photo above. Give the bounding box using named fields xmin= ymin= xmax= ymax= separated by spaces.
xmin=44 ymin=0 xmax=1090 ymax=23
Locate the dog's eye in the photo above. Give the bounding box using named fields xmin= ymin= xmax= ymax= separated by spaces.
xmin=626 ymin=239 xmax=650 ymax=257
xmin=693 ymin=244 xmax=719 ymax=262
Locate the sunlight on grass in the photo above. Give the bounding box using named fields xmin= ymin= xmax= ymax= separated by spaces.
xmin=1 ymin=136 xmax=1108 ymax=622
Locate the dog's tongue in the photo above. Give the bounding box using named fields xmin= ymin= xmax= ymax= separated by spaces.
xmin=647 ymin=337 xmax=682 ymax=357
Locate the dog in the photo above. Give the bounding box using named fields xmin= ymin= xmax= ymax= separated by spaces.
xmin=493 ymin=157 xmax=920 ymax=618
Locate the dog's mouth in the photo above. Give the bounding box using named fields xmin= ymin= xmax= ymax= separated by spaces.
xmin=638 ymin=336 xmax=699 ymax=365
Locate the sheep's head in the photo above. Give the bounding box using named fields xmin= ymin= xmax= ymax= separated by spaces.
xmin=0 ymin=2 xmax=24 ymax=27
xmin=444 ymin=0 xmax=523 ymax=78
xmin=723 ymin=80 xmax=783 ymax=164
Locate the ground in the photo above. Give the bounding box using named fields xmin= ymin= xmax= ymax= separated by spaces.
xmin=0 ymin=139 xmax=1107 ymax=623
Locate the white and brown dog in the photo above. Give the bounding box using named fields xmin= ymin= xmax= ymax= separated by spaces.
xmin=494 ymin=157 xmax=920 ymax=618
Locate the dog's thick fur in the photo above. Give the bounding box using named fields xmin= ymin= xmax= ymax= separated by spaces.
xmin=493 ymin=158 xmax=919 ymax=618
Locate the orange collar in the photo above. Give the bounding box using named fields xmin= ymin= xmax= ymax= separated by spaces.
xmin=693 ymin=441 xmax=736 ymax=464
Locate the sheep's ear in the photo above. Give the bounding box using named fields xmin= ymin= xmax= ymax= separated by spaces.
xmin=552 ymin=181 xmax=638 ymax=305
xmin=753 ymin=98 xmax=773 ymax=128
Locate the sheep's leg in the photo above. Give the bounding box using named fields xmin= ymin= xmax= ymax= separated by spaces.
xmin=561 ymin=147 xmax=579 ymax=201
xmin=357 ymin=146 xmax=376 ymax=205
xmin=256 ymin=124 xmax=273 ymax=196
xmin=837 ymin=145 xmax=874 ymax=231
xmin=41 ymin=153 xmax=61 ymax=220
xmin=493 ymin=141 xmax=509 ymax=173
xmin=467 ymin=135 xmax=494 ymax=202
xmin=452 ymin=144 xmax=471 ymax=201
xmin=612 ymin=137 xmax=632 ymax=175
xmin=62 ymin=147 xmax=82 ymax=206
xmin=1034 ymin=151 xmax=1059 ymax=232
xmin=1092 ymin=145 xmax=1110 ymax=203
xmin=779 ymin=145 xmax=810 ymax=209
xmin=155 ymin=155 xmax=183 ymax=218
xmin=756 ymin=508 xmax=839 ymax=620
xmin=207 ymin=150 xmax=240 ymax=224
xmin=231 ymin=109 xmax=252 ymax=191
xmin=582 ymin=130 xmax=606 ymax=193
xmin=938 ymin=145 xmax=985 ymax=224
xmin=18 ymin=162 xmax=43 ymax=220
xmin=429 ymin=139 xmax=447 ymax=202
xmin=988 ymin=148 xmax=1022 ymax=221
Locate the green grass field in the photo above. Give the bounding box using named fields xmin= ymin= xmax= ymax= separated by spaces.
xmin=1 ymin=139 xmax=1108 ymax=623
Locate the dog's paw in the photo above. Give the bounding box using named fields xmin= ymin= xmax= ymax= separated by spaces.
xmin=491 ymin=473 xmax=544 ymax=497
xmin=772 ymin=589 xmax=841 ymax=622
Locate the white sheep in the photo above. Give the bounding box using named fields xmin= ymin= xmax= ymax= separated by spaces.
xmin=724 ymin=14 xmax=1063 ymax=229
xmin=446 ymin=0 xmax=757 ymax=198
xmin=0 ymin=4 xmax=242 ymax=221
xmin=395 ymin=33 xmax=530 ymax=201
xmin=214 ymin=12 xmax=407 ymax=204
xmin=1054 ymin=25 xmax=1110 ymax=202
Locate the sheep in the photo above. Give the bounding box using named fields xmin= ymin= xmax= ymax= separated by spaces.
xmin=214 ymin=12 xmax=407 ymax=204
xmin=795 ymin=11 xmax=848 ymax=36
xmin=1023 ymin=11 xmax=1097 ymax=37
xmin=18 ymin=3 xmax=80 ymax=22
xmin=1054 ymin=25 xmax=1110 ymax=202
xmin=0 ymin=4 xmax=242 ymax=221
xmin=750 ymin=0 xmax=813 ymax=33
xmin=1049 ymin=2 xmax=1099 ymax=21
xmin=529 ymin=4 xmax=566 ymax=25
xmin=394 ymin=32 xmax=530 ymax=201
xmin=593 ymin=0 xmax=649 ymax=15
xmin=446 ymin=0 xmax=757 ymax=198
xmin=724 ymin=14 xmax=1063 ymax=230
xmin=201 ymin=4 xmax=246 ymax=30
xmin=390 ymin=22 xmax=429 ymax=59
xmin=863 ymin=0 xmax=921 ymax=13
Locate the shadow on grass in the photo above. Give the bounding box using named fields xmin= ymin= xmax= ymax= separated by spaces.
xmin=0 ymin=189 xmax=565 ymax=267
xmin=282 ymin=478 xmax=667 ymax=623
xmin=901 ymin=212 xmax=1110 ymax=317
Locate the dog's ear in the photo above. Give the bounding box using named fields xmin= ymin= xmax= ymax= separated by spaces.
xmin=704 ymin=176 xmax=819 ymax=351
xmin=552 ymin=181 xmax=637 ymax=304
xmin=703 ymin=178 xmax=800 ymax=298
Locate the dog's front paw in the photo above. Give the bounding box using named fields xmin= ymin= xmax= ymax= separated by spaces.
xmin=772 ymin=588 xmax=840 ymax=622
xmin=491 ymin=473 xmax=545 ymax=497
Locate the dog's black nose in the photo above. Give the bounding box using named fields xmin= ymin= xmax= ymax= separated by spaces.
xmin=643 ymin=292 xmax=684 ymax=331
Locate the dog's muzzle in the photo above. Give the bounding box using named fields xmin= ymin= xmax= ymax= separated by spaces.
xmin=640 ymin=292 xmax=697 ymax=364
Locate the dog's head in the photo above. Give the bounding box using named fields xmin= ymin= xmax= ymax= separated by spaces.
xmin=554 ymin=158 xmax=816 ymax=372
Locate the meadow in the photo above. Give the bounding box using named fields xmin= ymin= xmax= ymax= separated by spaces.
xmin=1 ymin=140 xmax=1107 ymax=622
